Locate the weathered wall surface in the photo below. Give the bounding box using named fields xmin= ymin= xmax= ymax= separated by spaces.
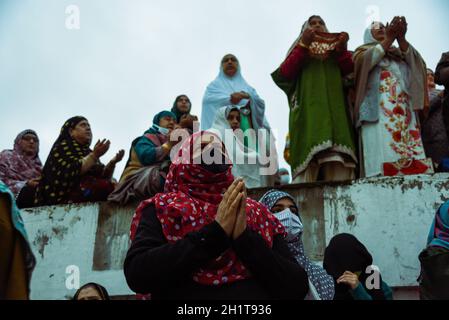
xmin=22 ymin=174 xmax=449 ymax=300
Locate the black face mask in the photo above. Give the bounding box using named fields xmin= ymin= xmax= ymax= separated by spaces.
xmin=200 ymin=163 xmax=231 ymax=174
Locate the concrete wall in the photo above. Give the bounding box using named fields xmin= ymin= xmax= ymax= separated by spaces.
xmin=22 ymin=173 xmax=449 ymax=300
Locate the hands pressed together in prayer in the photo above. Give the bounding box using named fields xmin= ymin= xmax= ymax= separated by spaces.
xmin=215 ymin=178 xmax=248 ymax=240
xmin=385 ymin=16 xmax=409 ymax=52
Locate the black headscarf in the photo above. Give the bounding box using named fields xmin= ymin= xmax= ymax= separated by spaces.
xmin=323 ymin=233 xmax=386 ymax=300
xmin=73 ymin=282 xmax=110 ymax=300
xmin=34 ymin=116 xmax=100 ymax=206
xmin=171 ymin=95 xmax=192 ymax=123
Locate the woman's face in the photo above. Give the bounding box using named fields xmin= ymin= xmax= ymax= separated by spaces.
xmin=271 ymin=197 xmax=298 ymax=215
xmin=371 ymin=22 xmax=386 ymax=42
xmin=69 ymin=120 xmax=92 ymax=146
xmin=76 ymin=286 xmax=103 ymax=300
xmin=427 ymin=70 xmax=436 ymax=89
xmin=309 ymin=16 xmax=326 ymax=32
xmin=159 ymin=116 xmax=176 ymax=130
xmin=227 ymin=110 xmax=241 ymax=131
xmin=176 ymin=96 xmax=191 ymax=113
xmin=221 ymin=54 xmax=238 ymax=77
xmin=18 ymin=133 xmax=38 ymax=157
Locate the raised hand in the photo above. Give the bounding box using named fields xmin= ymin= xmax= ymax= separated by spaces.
xmin=112 ymin=149 xmax=125 ymax=164
xmin=93 ymin=139 xmax=110 ymax=159
xmin=301 ymin=28 xmax=316 ymax=47
xmin=337 ymin=271 xmax=360 ymax=290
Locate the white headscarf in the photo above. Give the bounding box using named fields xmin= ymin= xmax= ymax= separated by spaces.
xmin=201 ymin=55 xmax=266 ymax=131
xmin=209 ymin=106 xmax=264 ymax=188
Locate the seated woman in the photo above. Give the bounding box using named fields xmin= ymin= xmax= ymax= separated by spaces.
xmin=0 ymin=180 xmax=36 ymax=299
xmin=418 ymin=201 xmax=449 ymax=300
xmin=259 ymin=189 xmax=335 ymax=300
xmin=210 ymin=106 xmax=268 ymax=189
xmin=73 ymin=282 xmax=110 ymax=300
xmin=34 ymin=116 xmax=124 ymax=206
xmin=0 ymin=130 xmax=42 ymax=208
xmin=108 ymin=111 xmax=178 ymax=205
xmin=124 ymin=131 xmax=309 ymax=300
xmin=323 ymin=233 xmax=393 ymax=300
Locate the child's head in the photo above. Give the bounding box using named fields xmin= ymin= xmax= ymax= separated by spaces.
xmin=227 ymin=108 xmax=241 ymax=131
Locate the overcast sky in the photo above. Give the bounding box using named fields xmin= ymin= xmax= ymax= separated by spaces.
xmin=1 ymin=0 xmax=448 ymax=178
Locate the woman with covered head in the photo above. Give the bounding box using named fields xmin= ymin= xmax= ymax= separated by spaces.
xmin=354 ymin=18 xmax=429 ymax=177
xmin=418 ymin=201 xmax=449 ymax=300
xmin=323 ymin=234 xmax=393 ymax=300
xmin=34 ymin=116 xmax=124 ymax=206
xmin=108 ymin=111 xmax=179 ymax=205
xmin=124 ymin=131 xmax=309 ymax=300
xmin=171 ymin=94 xmax=199 ymax=134
xmin=0 ymin=130 xmax=42 ymax=208
xmin=0 ymin=180 xmax=36 ymax=299
xmin=201 ymin=54 xmax=274 ymax=151
xmin=259 ymin=189 xmax=335 ymax=300
xmin=210 ymin=106 xmax=278 ymax=188
xmin=272 ymin=15 xmax=357 ymax=183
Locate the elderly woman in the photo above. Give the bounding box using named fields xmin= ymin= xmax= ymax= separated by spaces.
xmin=0 ymin=130 xmax=42 ymax=208
xmin=34 ymin=116 xmax=124 ymax=206
xmin=323 ymin=234 xmax=393 ymax=300
xmin=418 ymin=201 xmax=449 ymax=300
xmin=202 ymin=54 xmax=274 ymax=148
xmin=354 ymin=18 xmax=429 ymax=177
xmin=272 ymin=15 xmax=357 ymax=183
xmin=124 ymin=131 xmax=309 ymax=300
xmin=259 ymin=189 xmax=335 ymax=300
xmin=108 ymin=111 xmax=178 ymax=205
xmin=0 ymin=180 xmax=36 ymax=299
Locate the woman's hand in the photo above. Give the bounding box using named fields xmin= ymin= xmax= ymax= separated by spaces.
xmin=232 ymin=183 xmax=247 ymax=240
xmin=215 ymin=178 xmax=245 ymax=237
xmin=396 ymin=16 xmax=408 ymax=41
xmin=337 ymin=271 xmax=360 ymax=290
xmin=301 ymin=28 xmax=316 ymax=47
xmin=336 ymin=32 xmax=349 ymax=52
xmin=93 ymin=139 xmax=110 ymax=159
xmin=27 ymin=178 xmax=40 ymax=188
xmin=230 ymin=92 xmax=245 ymax=104
xmin=111 ymin=149 xmax=125 ymax=164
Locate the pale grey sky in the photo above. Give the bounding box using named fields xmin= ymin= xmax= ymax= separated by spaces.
xmin=1 ymin=0 xmax=448 ymax=178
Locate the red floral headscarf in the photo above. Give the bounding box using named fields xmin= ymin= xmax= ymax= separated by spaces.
xmin=130 ymin=131 xmax=285 ymax=286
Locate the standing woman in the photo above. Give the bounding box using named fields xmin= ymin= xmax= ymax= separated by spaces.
xmin=353 ymin=18 xmax=429 ymax=177
xmin=202 ymin=54 xmax=273 ymax=143
xmin=272 ymin=16 xmax=357 ymax=183
xmin=34 ymin=116 xmax=124 ymax=206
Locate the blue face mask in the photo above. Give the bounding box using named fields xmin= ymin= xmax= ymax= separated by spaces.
xmin=154 ymin=125 xmax=170 ymax=136
xmin=274 ymin=208 xmax=303 ymax=242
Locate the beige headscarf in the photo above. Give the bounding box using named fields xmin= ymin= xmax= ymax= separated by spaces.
xmin=353 ymin=22 xmax=428 ymax=125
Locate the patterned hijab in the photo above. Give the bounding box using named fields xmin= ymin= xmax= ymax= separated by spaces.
xmin=259 ymin=189 xmax=335 ymax=300
xmin=0 ymin=130 xmax=42 ymax=196
xmin=427 ymin=201 xmax=449 ymax=250
xmin=130 ymin=131 xmax=285 ymax=286
xmin=34 ymin=116 xmax=97 ymax=206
